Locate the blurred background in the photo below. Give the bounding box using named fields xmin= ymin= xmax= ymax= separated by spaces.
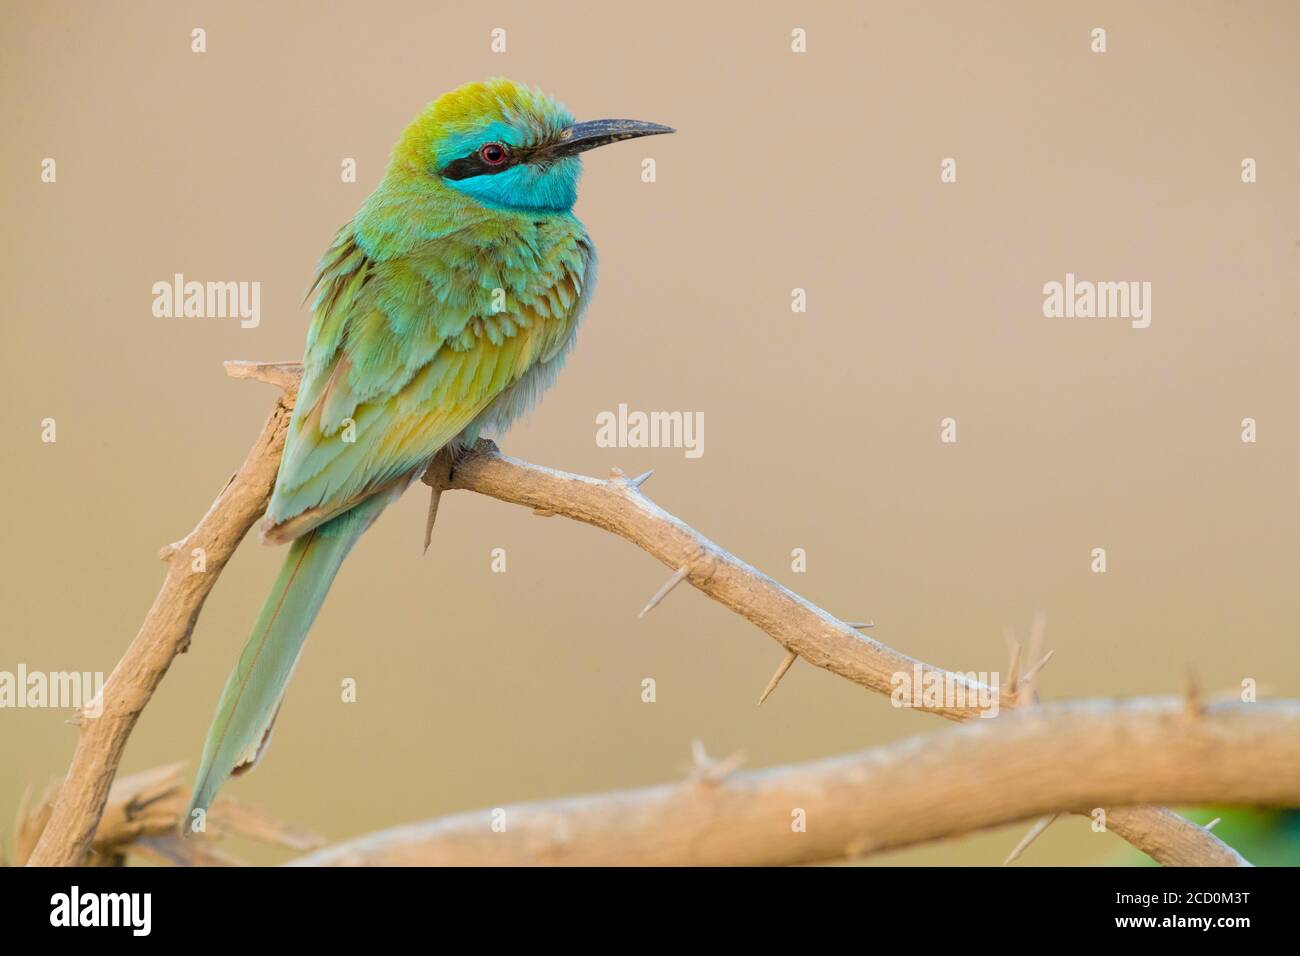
xmin=1 ymin=1 xmax=1297 ymax=865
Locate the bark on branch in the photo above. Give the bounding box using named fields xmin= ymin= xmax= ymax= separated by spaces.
xmin=290 ymin=699 xmax=1285 ymax=866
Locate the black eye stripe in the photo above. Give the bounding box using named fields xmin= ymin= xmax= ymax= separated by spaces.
xmin=441 ymin=144 xmax=527 ymax=181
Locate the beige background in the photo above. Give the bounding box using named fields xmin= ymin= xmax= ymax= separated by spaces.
xmin=2 ymin=1 xmax=1297 ymax=865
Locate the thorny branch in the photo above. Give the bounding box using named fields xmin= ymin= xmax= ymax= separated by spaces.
xmin=21 ymin=361 xmax=1256 ymax=866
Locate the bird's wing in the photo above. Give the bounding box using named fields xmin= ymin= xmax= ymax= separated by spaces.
xmin=264 ymin=220 xmax=592 ymax=543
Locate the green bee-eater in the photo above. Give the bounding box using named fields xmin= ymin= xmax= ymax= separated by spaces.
xmin=186 ymin=78 xmax=671 ymax=822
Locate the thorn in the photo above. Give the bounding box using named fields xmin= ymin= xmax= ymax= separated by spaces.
xmin=1005 ymin=631 xmax=1022 ymax=696
xmin=158 ymin=539 xmax=185 ymax=562
xmin=1204 ymin=817 xmax=1222 ymax=832
xmin=1004 ymin=813 xmax=1058 ymax=865
xmin=638 ymin=565 xmax=689 ymax=618
xmin=1021 ymin=649 xmax=1055 ymax=685
xmin=423 ymin=485 xmax=442 ymax=555
xmin=707 ymin=753 xmax=745 ymax=783
xmin=629 ymin=469 xmax=654 ymax=488
xmin=421 ymin=448 xmax=457 ymax=553
xmin=1027 ymin=611 xmax=1046 ymax=670
xmin=686 ymin=739 xmax=745 ymax=786
xmin=758 ymin=650 xmax=799 ymax=705
xmin=609 ymin=466 xmax=625 ymax=480
xmin=690 ymin=739 xmax=707 ymax=766
xmin=845 ymin=621 xmax=874 ymax=629
xmin=1184 ymin=670 xmax=1204 ymax=717
xmin=1016 ymin=614 xmax=1049 ymax=708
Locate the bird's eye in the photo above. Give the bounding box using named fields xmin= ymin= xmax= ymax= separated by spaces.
xmin=479 ymin=143 xmax=508 ymax=166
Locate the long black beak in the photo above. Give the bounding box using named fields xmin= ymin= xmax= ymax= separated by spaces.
xmin=548 ymin=119 xmax=675 ymax=158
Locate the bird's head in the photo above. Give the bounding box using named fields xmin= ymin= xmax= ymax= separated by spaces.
xmin=388 ymin=78 xmax=672 ymax=214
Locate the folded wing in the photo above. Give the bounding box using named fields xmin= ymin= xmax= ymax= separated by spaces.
xmin=264 ymin=219 xmax=592 ymax=543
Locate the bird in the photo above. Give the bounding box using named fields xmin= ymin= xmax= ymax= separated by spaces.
xmin=185 ymin=78 xmax=672 ymax=825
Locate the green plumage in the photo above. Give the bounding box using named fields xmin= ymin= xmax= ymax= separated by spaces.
xmin=188 ymin=494 xmax=389 ymax=819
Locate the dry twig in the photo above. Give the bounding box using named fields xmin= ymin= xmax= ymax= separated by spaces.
xmin=27 ymin=364 xmax=298 ymax=866
xmin=14 ymin=762 xmax=322 ymax=866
